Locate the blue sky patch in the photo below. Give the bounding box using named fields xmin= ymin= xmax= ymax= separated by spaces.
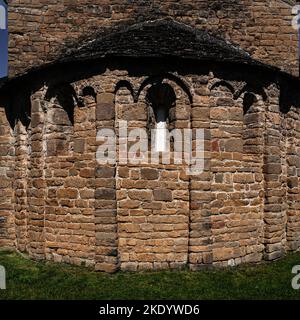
xmin=0 ymin=0 xmax=8 ymax=79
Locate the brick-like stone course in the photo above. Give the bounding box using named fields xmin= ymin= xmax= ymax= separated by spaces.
xmin=7 ymin=0 xmax=299 ymax=77
xmin=0 ymin=1 xmax=300 ymax=272
xmin=1 ymin=65 xmax=300 ymax=271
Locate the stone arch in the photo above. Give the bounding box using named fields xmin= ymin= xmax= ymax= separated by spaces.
xmin=136 ymin=73 xmax=193 ymax=105
xmin=137 ymin=75 xmax=192 ymax=133
xmin=234 ymin=84 xmax=268 ymax=102
xmin=242 ymin=92 xmax=257 ymax=115
xmin=145 ymin=82 xmax=176 ymax=152
xmin=44 ymin=83 xmax=79 ymax=125
xmin=40 ymin=84 xmax=76 ymax=263
xmin=235 ymin=85 xmax=267 ymax=156
xmin=115 ymin=80 xmax=135 ymax=102
xmin=263 ymin=84 xmax=287 ymax=260
xmin=80 ymin=86 xmax=97 ymax=105
xmin=114 ymin=74 xmax=192 ymax=271
xmin=208 ymin=76 xmax=266 ymax=266
xmin=210 ymin=80 xmax=235 ymax=95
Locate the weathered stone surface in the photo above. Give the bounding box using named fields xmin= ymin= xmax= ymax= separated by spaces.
xmin=96 ymin=166 xmax=116 ymax=178
xmin=95 ymin=188 xmax=116 ymax=200
xmin=223 ymin=139 xmax=243 ymax=153
xmin=73 ymin=139 xmax=85 ymax=153
xmin=96 ymin=93 xmax=115 ymax=120
xmin=6 ymin=1 xmax=298 ymax=77
xmin=1 ymin=4 xmax=300 ymax=273
xmin=153 ymin=189 xmax=172 ymax=201
xmin=141 ymin=168 xmax=159 ymax=180
xmin=57 ymin=188 xmax=78 ymax=199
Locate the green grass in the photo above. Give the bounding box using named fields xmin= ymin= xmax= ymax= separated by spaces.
xmin=0 ymin=251 xmax=300 ymax=300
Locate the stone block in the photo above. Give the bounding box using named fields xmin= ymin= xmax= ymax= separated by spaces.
xmin=153 ymin=189 xmax=172 ymax=201
xmin=95 ymin=188 xmax=116 ymax=200
xmin=96 ymin=166 xmax=115 ymax=178
xmin=141 ymin=168 xmax=159 ymax=180
xmin=223 ymin=139 xmax=243 ymax=153
xmin=73 ymin=139 xmax=85 ymax=153
xmin=96 ymin=93 xmax=115 ymax=121
xmin=263 ymin=163 xmax=282 ymax=174
xmin=57 ymin=188 xmax=78 ymax=199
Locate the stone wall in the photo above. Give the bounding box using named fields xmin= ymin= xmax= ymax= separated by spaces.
xmin=1 ymin=57 xmax=300 ymax=271
xmin=7 ymin=0 xmax=299 ymax=77
xmin=0 ymin=105 xmax=14 ymax=249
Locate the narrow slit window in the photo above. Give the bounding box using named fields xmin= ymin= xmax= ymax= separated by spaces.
xmin=155 ymin=105 xmax=168 ymax=152
xmin=146 ymin=83 xmax=176 ymax=154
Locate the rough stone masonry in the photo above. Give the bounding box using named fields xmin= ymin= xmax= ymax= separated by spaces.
xmin=0 ymin=0 xmax=300 ymax=272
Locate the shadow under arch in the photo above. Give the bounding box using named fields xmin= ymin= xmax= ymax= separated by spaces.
xmin=44 ymin=83 xmax=81 ymax=125
xmin=0 ymin=90 xmax=31 ymax=130
xmin=234 ymin=83 xmax=268 ymax=102
xmin=210 ymin=80 xmax=235 ymax=95
xmin=114 ymin=80 xmax=135 ymax=102
xmin=136 ymin=73 xmax=193 ymax=105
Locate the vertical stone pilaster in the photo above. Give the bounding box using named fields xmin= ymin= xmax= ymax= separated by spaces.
xmin=263 ymin=85 xmax=287 ymax=260
xmin=70 ymin=92 xmax=97 ymax=268
xmin=189 ymin=79 xmax=212 ymax=270
xmin=95 ymin=92 xmax=118 ymax=273
xmin=241 ymin=92 xmax=265 ymax=263
xmin=0 ymin=106 xmax=15 ymax=248
xmin=26 ymin=98 xmax=46 ymax=260
xmin=14 ymin=121 xmax=29 ymax=252
xmin=209 ymin=81 xmax=246 ymax=267
xmin=285 ymin=107 xmax=300 ymax=251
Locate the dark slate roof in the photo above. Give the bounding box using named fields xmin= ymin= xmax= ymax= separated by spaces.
xmin=0 ymin=18 xmax=298 ymax=91
xmin=61 ymin=19 xmax=256 ymax=65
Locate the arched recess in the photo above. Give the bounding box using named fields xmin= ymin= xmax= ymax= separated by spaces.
xmin=209 ymin=80 xmax=241 ymax=267
xmin=138 ymin=74 xmax=192 ymax=154
xmin=208 ymin=79 xmax=266 ymax=266
xmin=145 ymin=83 xmax=176 ymax=152
xmin=136 ymin=73 xmax=193 ymax=105
xmin=237 ymin=85 xmax=267 ymax=155
xmin=115 ymin=74 xmax=192 ymax=271
xmin=239 ymin=87 xmax=267 ymax=263
xmin=210 ymin=80 xmax=235 ymax=96
xmin=43 ymin=83 xmax=80 ymax=264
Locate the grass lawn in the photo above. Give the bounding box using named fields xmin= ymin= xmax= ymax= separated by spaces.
xmin=0 ymin=250 xmax=300 ymax=300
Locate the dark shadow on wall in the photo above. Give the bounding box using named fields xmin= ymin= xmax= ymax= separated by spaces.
xmin=0 ymin=55 xmax=299 ymax=133
xmin=45 ymin=83 xmax=83 ymax=125
xmin=0 ymin=90 xmax=31 ymax=129
xmin=279 ymin=82 xmax=300 ymax=114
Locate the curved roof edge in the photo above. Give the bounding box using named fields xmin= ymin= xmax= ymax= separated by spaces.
xmin=0 ymin=19 xmax=299 ymax=91
xmin=60 ymin=18 xmax=253 ymax=63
